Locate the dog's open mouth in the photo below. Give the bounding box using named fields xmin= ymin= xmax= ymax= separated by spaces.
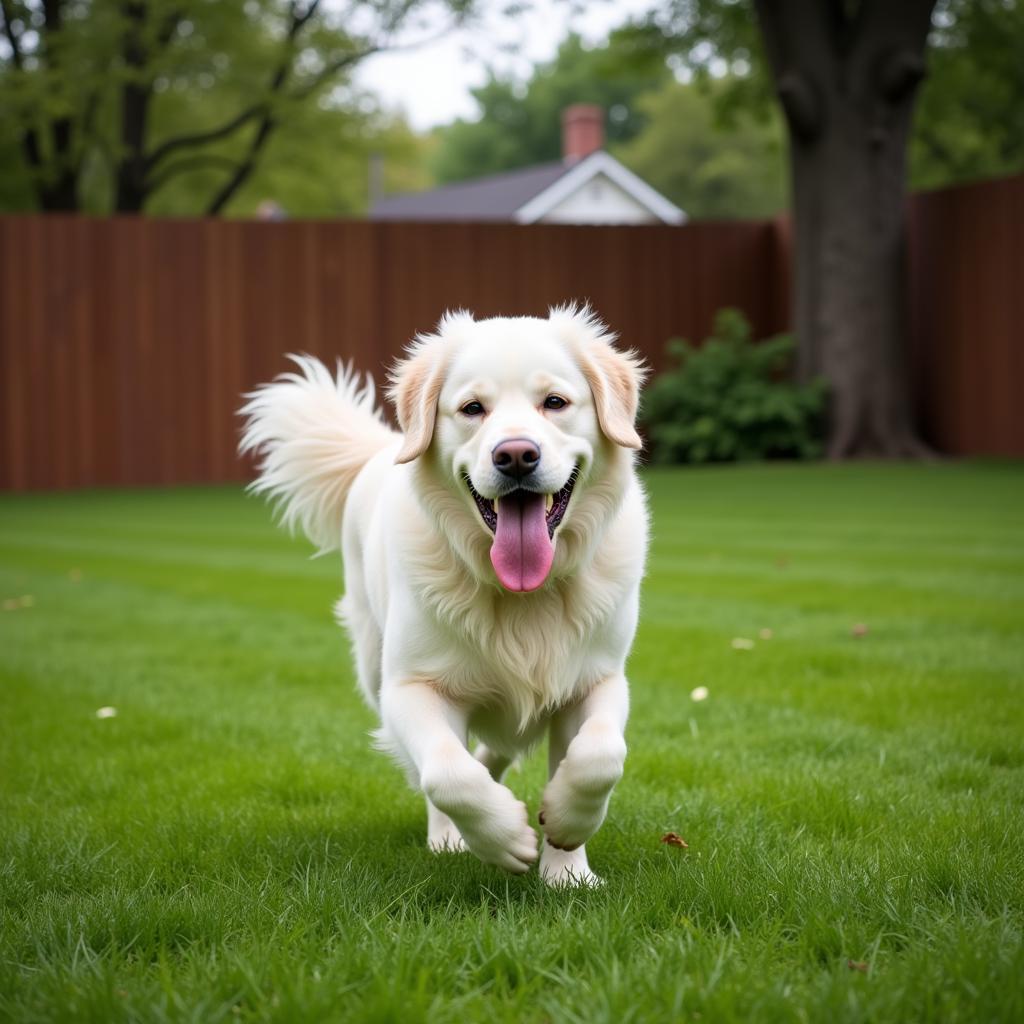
xmin=464 ymin=468 xmax=579 ymax=592
xmin=464 ymin=467 xmax=578 ymax=539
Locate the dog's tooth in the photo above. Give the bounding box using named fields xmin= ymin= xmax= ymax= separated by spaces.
xmin=545 ymin=493 xmax=554 ymax=513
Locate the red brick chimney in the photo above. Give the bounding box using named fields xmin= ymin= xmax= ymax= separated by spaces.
xmin=562 ymin=104 xmax=604 ymax=163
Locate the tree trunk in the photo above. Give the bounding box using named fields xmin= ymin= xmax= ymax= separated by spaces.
xmin=37 ymin=173 xmax=79 ymax=211
xmin=755 ymin=0 xmax=937 ymax=457
xmin=115 ymin=3 xmax=153 ymax=213
xmin=115 ymin=79 xmax=151 ymax=212
xmin=3 ymin=0 xmax=81 ymax=210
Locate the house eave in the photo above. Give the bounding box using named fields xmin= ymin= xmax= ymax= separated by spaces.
xmin=512 ymin=151 xmax=687 ymax=225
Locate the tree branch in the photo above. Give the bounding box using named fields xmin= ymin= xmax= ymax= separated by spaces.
xmin=286 ymin=16 xmax=465 ymax=105
xmin=146 ymin=153 xmax=243 ymax=194
xmin=198 ymin=0 xmax=320 ymax=214
xmin=204 ymin=115 xmax=277 ymax=215
xmin=286 ymin=45 xmax=378 ymax=101
xmin=145 ymin=0 xmax=319 ymax=172
xmin=145 ymin=103 xmax=265 ymax=170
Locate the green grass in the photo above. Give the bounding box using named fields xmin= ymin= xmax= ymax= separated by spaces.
xmin=1 ymin=463 xmax=1023 ymax=1023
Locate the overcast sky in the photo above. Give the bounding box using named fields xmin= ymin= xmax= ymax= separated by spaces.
xmin=353 ymin=0 xmax=659 ymax=132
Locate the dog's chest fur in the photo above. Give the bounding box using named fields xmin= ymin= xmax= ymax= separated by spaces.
xmin=411 ymin=551 xmax=629 ymax=731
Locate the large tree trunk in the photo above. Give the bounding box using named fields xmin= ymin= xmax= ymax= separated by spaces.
xmin=755 ymin=0 xmax=937 ymax=457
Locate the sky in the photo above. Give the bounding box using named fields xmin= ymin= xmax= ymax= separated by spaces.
xmin=354 ymin=0 xmax=659 ymax=132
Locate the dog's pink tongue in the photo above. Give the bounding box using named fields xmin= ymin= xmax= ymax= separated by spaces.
xmin=490 ymin=492 xmax=553 ymax=592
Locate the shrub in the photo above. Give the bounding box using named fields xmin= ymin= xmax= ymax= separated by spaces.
xmin=641 ymin=309 xmax=826 ymax=464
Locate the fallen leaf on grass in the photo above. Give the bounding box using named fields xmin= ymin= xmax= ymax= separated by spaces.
xmin=759 ymin=628 xmax=774 ymax=640
xmin=847 ymin=959 xmax=869 ymax=973
xmin=2 ymin=599 xmax=18 ymax=611
xmin=661 ymin=832 xmax=689 ymax=849
xmin=95 ymin=706 xmax=118 ymax=719
xmin=69 ymin=569 xmax=83 ymax=582
xmin=851 ymin=623 xmax=869 ymax=638
xmin=731 ymin=637 xmax=754 ymax=650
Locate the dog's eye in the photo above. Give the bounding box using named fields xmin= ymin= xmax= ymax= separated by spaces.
xmin=460 ymin=400 xmax=485 ymax=417
xmin=543 ymin=394 xmax=568 ymax=411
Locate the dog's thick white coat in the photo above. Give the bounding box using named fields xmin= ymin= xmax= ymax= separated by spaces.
xmin=240 ymin=308 xmax=648 ymax=885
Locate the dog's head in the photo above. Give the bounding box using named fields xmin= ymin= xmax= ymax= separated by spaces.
xmin=388 ymin=306 xmax=646 ymax=593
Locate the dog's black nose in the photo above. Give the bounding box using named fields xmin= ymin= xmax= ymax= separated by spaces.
xmin=492 ymin=438 xmax=540 ymax=479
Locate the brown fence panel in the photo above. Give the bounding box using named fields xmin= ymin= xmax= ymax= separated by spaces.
xmin=1 ymin=180 xmax=1021 ymax=492
xmin=908 ymin=175 xmax=1024 ymax=456
xmin=0 ymin=216 xmax=778 ymax=490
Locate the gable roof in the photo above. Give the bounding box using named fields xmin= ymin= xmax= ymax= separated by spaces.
xmin=370 ymin=151 xmax=686 ymax=225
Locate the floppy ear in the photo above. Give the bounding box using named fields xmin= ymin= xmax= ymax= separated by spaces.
xmin=577 ymin=338 xmax=647 ymax=451
xmin=388 ymin=339 xmax=451 ymax=464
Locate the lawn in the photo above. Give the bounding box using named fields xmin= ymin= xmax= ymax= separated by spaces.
xmin=1 ymin=463 xmax=1022 ymax=1023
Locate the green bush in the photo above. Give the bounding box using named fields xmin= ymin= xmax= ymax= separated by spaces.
xmin=641 ymin=309 xmax=826 ymax=464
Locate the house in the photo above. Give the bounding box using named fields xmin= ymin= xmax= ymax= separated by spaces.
xmin=370 ymin=105 xmax=686 ymax=225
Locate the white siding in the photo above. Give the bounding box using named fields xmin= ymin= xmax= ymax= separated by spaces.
xmin=537 ymin=173 xmax=659 ymax=224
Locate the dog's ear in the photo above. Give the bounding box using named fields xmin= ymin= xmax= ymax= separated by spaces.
xmin=388 ymin=341 xmax=447 ymax=464
xmin=389 ymin=312 xmax=471 ymax=463
xmin=562 ymin=312 xmax=647 ymax=450
xmin=390 ymin=317 xmax=469 ymax=465
xmin=582 ymin=343 xmax=645 ymax=450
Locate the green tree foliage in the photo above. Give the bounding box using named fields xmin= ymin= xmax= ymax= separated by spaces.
xmin=638 ymin=0 xmax=1024 ymax=194
xmin=616 ymin=77 xmax=786 ymax=219
xmin=911 ymin=0 xmax=1024 ymax=189
xmin=0 ymin=0 xmax=467 ymax=214
xmin=431 ymin=28 xmax=671 ymax=184
xmin=642 ymin=309 xmax=826 ymax=464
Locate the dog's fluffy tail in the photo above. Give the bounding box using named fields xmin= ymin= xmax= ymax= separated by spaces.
xmin=239 ymin=355 xmax=397 ymax=553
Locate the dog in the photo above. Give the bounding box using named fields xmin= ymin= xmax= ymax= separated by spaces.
xmin=239 ymin=306 xmax=648 ymax=886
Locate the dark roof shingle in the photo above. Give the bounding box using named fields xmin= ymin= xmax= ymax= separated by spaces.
xmin=370 ymin=161 xmax=569 ymax=221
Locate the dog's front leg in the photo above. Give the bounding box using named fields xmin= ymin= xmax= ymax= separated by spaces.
xmin=380 ymin=680 xmax=538 ymax=874
xmin=425 ymin=745 xmax=512 ymax=852
xmin=539 ymin=674 xmax=629 ymax=886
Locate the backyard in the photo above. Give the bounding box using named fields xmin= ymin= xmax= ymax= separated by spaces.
xmin=1 ymin=462 xmax=1022 ymax=1022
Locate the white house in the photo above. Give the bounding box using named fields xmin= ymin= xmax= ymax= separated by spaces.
xmin=370 ymin=105 xmax=686 ymax=226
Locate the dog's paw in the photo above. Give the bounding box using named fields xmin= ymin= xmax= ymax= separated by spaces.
xmin=540 ymin=842 xmax=603 ymax=888
xmin=460 ymin=792 xmax=538 ymax=874
xmin=540 ymin=726 xmax=626 ymax=851
xmin=427 ymin=816 xmax=468 ymax=853
xmin=422 ymin=760 xmax=537 ymax=873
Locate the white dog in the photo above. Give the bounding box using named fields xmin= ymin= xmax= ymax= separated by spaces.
xmin=240 ymin=306 xmax=648 ymax=886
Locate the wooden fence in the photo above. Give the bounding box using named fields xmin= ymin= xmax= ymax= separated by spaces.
xmin=0 ymin=217 xmax=782 ymax=490
xmin=0 ymin=173 xmax=1021 ymax=491
xmin=907 ymin=174 xmax=1024 ymax=457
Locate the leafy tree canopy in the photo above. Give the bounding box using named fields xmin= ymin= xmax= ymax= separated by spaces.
xmin=911 ymin=0 xmax=1024 ymax=189
xmin=0 ymin=0 xmax=467 ymax=214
